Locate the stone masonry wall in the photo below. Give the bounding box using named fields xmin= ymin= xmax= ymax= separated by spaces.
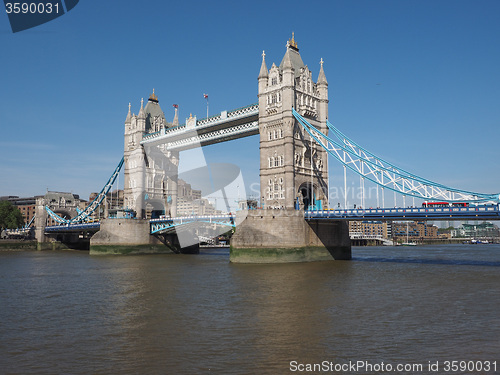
xmin=230 ymin=209 xmax=351 ymax=262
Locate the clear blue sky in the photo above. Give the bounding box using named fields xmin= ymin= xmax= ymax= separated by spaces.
xmin=1 ymin=0 xmax=499 ymax=205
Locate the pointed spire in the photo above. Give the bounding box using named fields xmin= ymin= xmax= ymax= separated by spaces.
xmin=282 ymin=47 xmax=293 ymax=70
xmin=125 ymin=102 xmax=132 ymax=123
xmin=138 ymin=98 xmax=145 ymax=119
xmin=289 ymin=32 xmax=298 ymax=50
xmin=149 ymin=88 xmax=158 ymax=103
xmin=258 ymin=50 xmax=268 ymax=79
xmin=172 ymin=104 xmax=179 ymax=126
xmin=279 ymin=34 xmax=304 ymax=75
xmin=318 ymin=58 xmax=328 ymax=85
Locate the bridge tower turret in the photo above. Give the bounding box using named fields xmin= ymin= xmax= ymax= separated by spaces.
xmin=124 ymin=92 xmax=179 ymax=219
xmin=258 ymin=35 xmax=329 ymax=210
xmin=124 ymin=98 xmax=147 ymax=217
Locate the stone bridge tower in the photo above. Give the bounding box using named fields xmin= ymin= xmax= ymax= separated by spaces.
xmin=258 ymin=34 xmax=329 ymax=210
xmin=34 ymin=191 xmax=81 ymax=247
xmin=123 ymin=91 xmax=179 ymax=218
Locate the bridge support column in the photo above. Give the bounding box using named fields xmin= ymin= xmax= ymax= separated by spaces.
xmin=34 ymin=196 xmax=48 ymax=249
xmin=89 ymin=218 xmax=175 ymax=255
xmin=230 ymin=209 xmax=351 ymax=263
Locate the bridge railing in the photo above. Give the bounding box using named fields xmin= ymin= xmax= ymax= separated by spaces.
xmin=196 ymin=113 xmax=223 ymax=127
xmin=161 ymin=120 xmax=258 ymax=150
xmin=226 ymin=103 xmax=259 ymax=118
xmin=45 ymin=222 xmax=101 ymax=232
xmin=306 ymin=204 xmax=500 ymax=220
xmin=150 ymin=214 xmax=236 ymax=234
xmin=142 ymin=103 xmax=259 ymax=142
xmin=150 ymin=214 xmax=235 ymax=223
xmin=196 ymin=103 xmax=258 ymax=126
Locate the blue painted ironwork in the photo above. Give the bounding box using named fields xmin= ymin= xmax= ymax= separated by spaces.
xmin=45 ymin=222 xmax=101 ymax=232
xmin=24 ymin=214 xmax=36 ymax=229
xmin=45 ymin=205 xmax=69 ymax=224
xmin=6 ymin=214 xmax=36 ymax=236
xmin=150 ymin=214 xmax=235 ymax=234
xmin=305 ymin=204 xmax=500 ymax=221
xmin=70 ymin=157 xmax=124 ymax=223
xmin=293 ymin=108 xmax=499 ymax=204
xmin=45 ymin=157 xmax=124 ymax=224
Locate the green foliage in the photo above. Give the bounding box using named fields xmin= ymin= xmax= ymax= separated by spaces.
xmin=0 ymin=201 xmax=25 ymax=229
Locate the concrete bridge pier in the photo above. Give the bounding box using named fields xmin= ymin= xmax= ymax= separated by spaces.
xmin=34 ymin=196 xmax=48 ymax=249
xmin=230 ymin=209 xmax=351 ymax=263
xmin=89 ymin=218 xmax=177 ymax=255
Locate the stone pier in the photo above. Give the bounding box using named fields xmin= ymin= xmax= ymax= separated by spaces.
xmin=89 ymin=219 xmax=176 ymax=255
xmin=230 ymin=209 xmax=351 ymax=263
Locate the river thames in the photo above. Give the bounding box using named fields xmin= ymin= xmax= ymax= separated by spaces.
xmin=1 ymin=245 xmax=499 ymax=374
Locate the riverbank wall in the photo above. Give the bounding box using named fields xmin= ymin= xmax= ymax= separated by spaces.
xmin=0 ymin=240 xmax=36 ymax=251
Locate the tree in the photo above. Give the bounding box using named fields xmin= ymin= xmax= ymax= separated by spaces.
xmin=0 ymin=201 xmax=25 ymax=229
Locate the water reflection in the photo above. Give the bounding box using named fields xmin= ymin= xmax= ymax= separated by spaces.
xmin=353 ymin=256 xmax=500 ymax=266
xmin=1 ymin=246 xmax=499 ymax=374
xmin=353 ymin=244 xmax=500 ymax=267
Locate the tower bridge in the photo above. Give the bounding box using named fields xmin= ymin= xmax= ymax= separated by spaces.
xmin=38 ymin=34 xmax=500 ymax=260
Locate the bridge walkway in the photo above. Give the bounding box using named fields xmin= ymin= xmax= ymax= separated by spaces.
xmin=306 ymin=205 xmax=500 ymax=221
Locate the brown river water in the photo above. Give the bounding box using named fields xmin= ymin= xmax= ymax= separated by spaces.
xmin=0 ymin=245 xmax=499 ymax=374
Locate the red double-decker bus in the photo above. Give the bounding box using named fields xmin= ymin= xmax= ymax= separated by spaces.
xmin=422 ymin=201 xmax=469 ymax=208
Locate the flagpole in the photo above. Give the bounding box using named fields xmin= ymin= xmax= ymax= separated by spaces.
xmin=204 ymin=93 xmax=209 ymax=118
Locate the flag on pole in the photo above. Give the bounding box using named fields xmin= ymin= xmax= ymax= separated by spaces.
xmin=203 ymin=94 xmax=209 ymax=118
xmin=173 ymin=104 xmax=178 ymax=108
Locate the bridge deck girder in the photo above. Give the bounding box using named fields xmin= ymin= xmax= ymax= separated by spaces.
xmin=141 ymin=104 xmax=259 ymax=151
xmin=44 ymin=222 xmax=101 ymax=233
xmin=306 ymin=205 xmax=500 ymax=221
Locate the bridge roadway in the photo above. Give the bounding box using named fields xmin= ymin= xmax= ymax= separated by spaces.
xmin=305 ymin=204 xmax=500 ymax=221
xmin=44 ymin=216 xmax=236 ymax=235
xmin=43 ymin=205 xmax=500 ymax=235
xmin=45 ymin=222 xmax=100 ymax=233
xmin=141 ymin=103 xmax=259 ymax=151
xmin=150 ymin=214 xmax=235 ymax=234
